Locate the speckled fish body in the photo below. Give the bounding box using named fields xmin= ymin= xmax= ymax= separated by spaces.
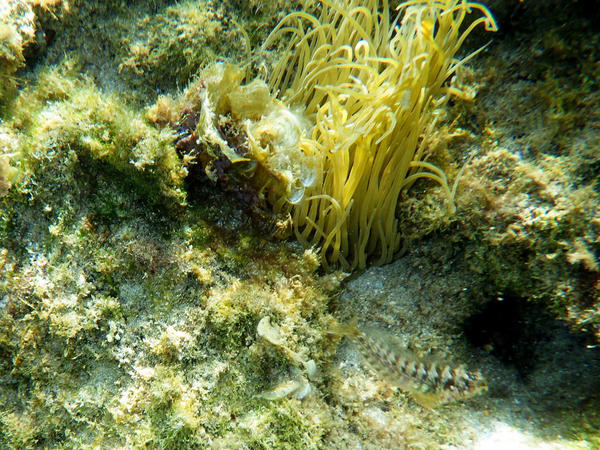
xmin=332 ymin=321 xmax=487 ymax=408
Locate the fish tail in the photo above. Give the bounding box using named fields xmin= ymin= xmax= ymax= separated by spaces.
xmin=328 ymin=317 xmax=361 ymax=339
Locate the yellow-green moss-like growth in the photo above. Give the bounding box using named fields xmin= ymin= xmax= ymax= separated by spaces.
xmin=260 ymin=0 xmax=497 ymax=270
xmin=0 ymin=1 xmax=36 ymax=106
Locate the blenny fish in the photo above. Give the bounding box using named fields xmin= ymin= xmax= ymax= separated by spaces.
xmin=330 ymin=320 xmax=487 ymax=409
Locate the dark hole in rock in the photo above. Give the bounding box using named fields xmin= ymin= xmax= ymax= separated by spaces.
xmin=463 ymin=295 xmax=600 ymax=412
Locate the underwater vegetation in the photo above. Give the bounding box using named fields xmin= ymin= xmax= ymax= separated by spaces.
xmin=1 ymin=0 xmax=599 ymax=447
xmin=0 ymin=0 xmax=36 ymax=106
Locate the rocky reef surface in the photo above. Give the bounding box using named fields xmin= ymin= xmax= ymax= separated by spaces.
xmin=0 ymin=0 xmax=599 ymax=448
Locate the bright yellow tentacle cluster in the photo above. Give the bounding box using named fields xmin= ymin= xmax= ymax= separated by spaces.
xmin=262 ymin=0 xmax=496 ymax=270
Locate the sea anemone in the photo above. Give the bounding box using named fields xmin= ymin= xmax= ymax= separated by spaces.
xmin=252 ymin=0 xmax=497 ymax=270
xmin=182 ymin=0 xmax=497 ymax=270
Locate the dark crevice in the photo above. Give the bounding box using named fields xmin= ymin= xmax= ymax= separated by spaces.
xmin=464 ymin=295 xmax=600 ymax=412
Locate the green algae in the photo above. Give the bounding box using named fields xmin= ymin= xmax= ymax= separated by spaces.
xmin=394 ymin=11 xmax=600 ymax=341
xmin=0 ymin=1 xmax=35 ymax=107
xmin=0 ymin=181 xmax=338 ymax=447
xmin=0 ymin=59 xmax=339 ymax=442
xmin=0 ymin=0 xmax=599 ymax=448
